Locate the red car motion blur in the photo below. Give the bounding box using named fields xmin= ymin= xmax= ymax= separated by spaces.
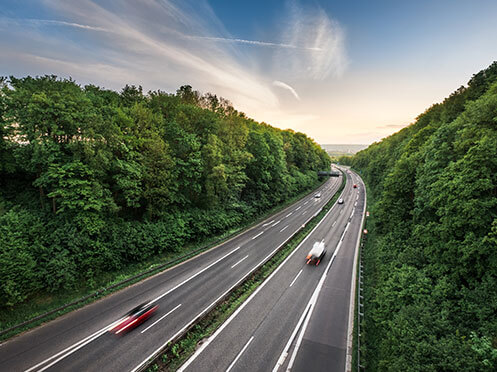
xmin=110 ymin=302 xmax=158 ymax=335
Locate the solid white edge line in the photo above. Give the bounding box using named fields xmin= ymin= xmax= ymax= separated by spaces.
xmin=280 ymin=225 xmax=288 ymax=233
xmin=225 ymin=336 xmax=254 ymax=372
xmin=25 ymin=318 xmax=124 ymax=372
xmin=231 ymin=255 xmax=249 ymax=269
xmin=27 ymin=243 xmax=242 ymax=371
xmin=141 ymin=304 xmax=182 ymax=334
xmin=289 ymin=269 xmax=303 ymax=287
xmin=274 ymin=167 xmax=350 ymax=371
xmin=252 ymin=232 xmax=264 ymax=240
xmin=35 ymin=327 xmax=110 ymax=372
xmin=150 ymin=246 xmax=242 ymax=304
xmin=179 ymin=177 xmax=347 ymax=372
xmin=345 ymin=177 xmax=366 ymax=372
xmin=285 ymin=303 xmax=315 ymax=371
xmin=28 ymin=178 xmax=339 ymax=372
xmin=272 ymin=302 xmax=312 ymax=372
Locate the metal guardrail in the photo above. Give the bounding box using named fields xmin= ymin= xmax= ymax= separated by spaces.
xmin=0 ymin=180 xmax=334 ymax=340
xmin=136 ymin=172 xmax=346 ymax=372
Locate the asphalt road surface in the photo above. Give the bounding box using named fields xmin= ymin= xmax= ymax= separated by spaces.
xmin=0 ymin=171 xmax=342 ymax=372
xmin=179 ymin=168 xmax=365 ymax=372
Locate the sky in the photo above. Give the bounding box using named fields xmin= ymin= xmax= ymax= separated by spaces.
xmin=1 ymin=0 xmax=496 ymax=145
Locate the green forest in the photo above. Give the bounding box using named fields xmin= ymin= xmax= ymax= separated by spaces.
xmin=0 ymin=76 xmax=330 ymax=310
xmin=341 ymin=62 xmax=497 ymax=370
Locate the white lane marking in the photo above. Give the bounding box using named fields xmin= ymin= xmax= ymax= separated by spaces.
xmin=286 ymin=302 xmax=315 ymax=371
xmin=275 ymin=218 xmax=352 ymax=371
xmin=25 ymin=318 xmax=123 ymax=372
xmin=289 ymin=269 xmax=303 ymax=287
xmin=272 ymin=303 xmax=312 ymax=372
xmin=252 ymin=232 xmax=264 ymax=240
xmin=141 ymin=304 xmax=182 ymax=334
xmin=263 ymin=220 xmax=275 ymax=227
xmin=231 ymin=255 xmax=249 ymax=269
xmin=271 ymin=220 xmax=281 ymax=227
xmin=304 ymin=201 xmax=308 ymax=205
xmin=302 ymin=211 xmax=307 ymax=215
xmin=285 ymin=212 xmax=293 ymax=218
xmin=28 ymin=246 xmax=245 ymax=371
xmin=280 ymin=225 xmax=288 ymax=233
xmin=151 ymin=245 xmax=243 ymax=304
xmin=225 ymin=336 xmax=254 ymax=372
xmin=332 ymin=220 xmax=337 ymax=227
xmin=354 ymin=201 xmax=357 ymax=207
xmin=179 ymin=188 xmax=345 ymax=372
xmin=295 ymin=206 xmax=301 ymax=211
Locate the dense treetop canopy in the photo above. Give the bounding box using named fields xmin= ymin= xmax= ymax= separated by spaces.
xmin=340 ymin=62 xmax=497 ymax=371
xmin=0 ymin=76 xmax=330 ymax=308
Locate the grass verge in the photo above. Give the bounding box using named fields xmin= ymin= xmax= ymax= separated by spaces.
xmin=0 ymin=179 xmax=329 ymax=342
xmin=144 ymin=174 xmax=345 ymax=372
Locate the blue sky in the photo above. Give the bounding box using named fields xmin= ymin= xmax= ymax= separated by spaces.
xmin=1 ymin=0 xmax=496 ymax=144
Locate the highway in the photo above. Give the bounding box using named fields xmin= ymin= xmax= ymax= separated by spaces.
xmin=0 ymin=172 xmax=342 ymax=372
xmin=179 ymin=168 xmax=365 ymax=372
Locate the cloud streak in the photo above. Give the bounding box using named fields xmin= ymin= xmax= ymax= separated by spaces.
xmin=273 ymin=80 xmax=300 ymax=100
xmin=190 ymin=35 xmax=323 ymax=51
xmin=274 ymin=1 xmax=347 ymax=80
xmin=0 ymin=0 xmax=348 ymax=139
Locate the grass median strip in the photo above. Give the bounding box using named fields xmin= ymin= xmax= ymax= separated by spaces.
xmin=145 ymin=174 xmax=345 ymax=372
xmin=0 ymin=179 xmax=328 ymax=342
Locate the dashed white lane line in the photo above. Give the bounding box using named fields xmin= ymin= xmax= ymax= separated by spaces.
xmin=286 ymin=212 xmax=293 ymax=218
xmin=295 ymin=206 xmax=301 ymax=211
xmin=262 ymin=220 xmax=275 ymax=227
xmin=302 ymin=211 xmax=307 ymax=215
xmin=252 ymin=232 xmax=264 ymax=240
xmin=332 ymin=220 xmax=337 ymax=227
xmin=271 ymin=220 xmax=281 ymax=227
xmin=226 ymin=336 xmax=254 ymax=372
xmin=151 ymin=246 xmax=243 ymax=304
xmin=280 ymin=225 xmax=288 ymax=233
xmin=289 ymin=269 xmax=303 ymax=287
xmin=141 ymin=304 xmax=182 ymax=333
xmin=304 ymin=201 xmax=308 ymax=205
xmin=231 ymin=255 xmax=249 ymax=269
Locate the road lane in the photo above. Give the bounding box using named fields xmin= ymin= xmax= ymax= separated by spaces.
xmin=180 ymin=169 xmax=365 ymax=372
xmin=0 ymin=171 xmax=342 ymax=372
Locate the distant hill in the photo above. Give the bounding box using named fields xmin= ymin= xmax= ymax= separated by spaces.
xmin=320 ymin=144 xmax=367 ymax=156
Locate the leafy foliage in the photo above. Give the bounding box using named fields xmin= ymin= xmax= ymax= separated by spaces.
xmin=0 ymin=76 xmax=329 ymax=308
xmin=350 ymin=62 xmax=497 ymax=370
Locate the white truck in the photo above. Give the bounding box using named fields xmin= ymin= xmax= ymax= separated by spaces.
xmin=306 ymin=240 xmax=326 ymax=266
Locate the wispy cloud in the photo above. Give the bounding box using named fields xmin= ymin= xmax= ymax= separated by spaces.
xmin=191 ymin=36 xmax=323 ymax=51
xmin=376 ymin=124 xmax=409 ymax=129
xmin=273 ymin=80 xmax=300 ymax=100
xmin=0 ymin=0 xmax=348 ymax=136
xmin=273 ymin=1 xmax=347 ymax=80
xmin=26 ymin=19 xmax=109 ymax=32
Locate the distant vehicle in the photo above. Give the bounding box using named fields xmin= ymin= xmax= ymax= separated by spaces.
xmin=306 ymin=241 xmax=326 ymax=266
xmin=314 ymin=192 xmax=321 ymax=198
xmin=338 ymin=198 xmax=344 ymax=204
xmin=353 ymin=184 xmax=357 ymax=188
xmin=110 ymin=302 xmax=158 ymax=335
